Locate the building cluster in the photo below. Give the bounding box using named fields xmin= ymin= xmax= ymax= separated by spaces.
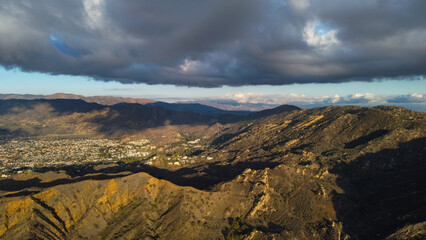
xmin=0 ymin=138 xmax=149 ymax=172
xmin=0 ymin=137 xmax=213 ymax=177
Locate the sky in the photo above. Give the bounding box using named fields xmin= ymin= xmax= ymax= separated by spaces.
xmin=0 ymin=0 xmax=425 ymax=111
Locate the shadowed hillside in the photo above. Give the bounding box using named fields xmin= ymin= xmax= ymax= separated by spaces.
xmin=332 ymin=137 xmax=426 ymax=239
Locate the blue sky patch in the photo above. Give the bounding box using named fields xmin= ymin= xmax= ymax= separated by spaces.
xmin=314 ymin=23 xmax=330 ymax=36
xmin=49 ymin=34 xmax=78 ymax=57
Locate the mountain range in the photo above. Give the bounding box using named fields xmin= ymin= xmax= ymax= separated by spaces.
xmin=0 ymin=96 xmax=425 ymax=239
xmin=0 ymin=93 xmax=155 ymax=106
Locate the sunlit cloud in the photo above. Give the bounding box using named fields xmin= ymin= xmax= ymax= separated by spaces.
xmin=208 ymin=92 xmax=426 ymax=111
xmin=303 ymin=20 xmax=340 ymax=52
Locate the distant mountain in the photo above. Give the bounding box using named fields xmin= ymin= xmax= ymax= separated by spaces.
xmin=0 ymin=93 xmax=45 ymax=100
xmin=0 ymin=97 xmax=301 ymax=139
xmin=102 ymin=103 xmax=210 ymax=131
xmin=0 ymin=93 xmax=258 ymax=118
xmin=0 ymin=93 xmax=155 ymax=106
xmin=198 ymin=100 xmax=278 ymax=112
xmin=0 ymin=99 xmax=104 ymax=116
xmin=0 ymin=99 xmax=209 ymax=138
xmin=146 ymin=101 xmax=252 ymax=118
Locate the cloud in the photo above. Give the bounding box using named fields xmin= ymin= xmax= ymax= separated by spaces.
xmin=288 ymin=0 xmax=310 ymax=12
xmin=0 ymin=0 xmax=425 ymax=87
xmin=303 ymin=20 xmax=341 ymax=52
xmin=387 ymin=93 xmax=426 ymax=104
xmin=208 ymin=92 xmax=426 ymax=111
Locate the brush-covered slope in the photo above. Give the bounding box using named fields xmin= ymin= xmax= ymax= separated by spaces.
xmin=207 ymin=105 xmax=424 ymax=165
xmin=203 ymin=105 xmax=426 ymax=239
xmin=0 ymin=166 xmax=344 ymax=240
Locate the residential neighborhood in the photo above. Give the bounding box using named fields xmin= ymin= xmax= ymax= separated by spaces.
xmin=0 ymin=137 xmax=211 ymax=177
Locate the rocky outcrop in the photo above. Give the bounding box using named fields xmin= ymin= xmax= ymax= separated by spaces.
xmin=386 ymin=222 xmax=426 ymax=240
xmin=0 ymin=165 xmax=348 ymax=239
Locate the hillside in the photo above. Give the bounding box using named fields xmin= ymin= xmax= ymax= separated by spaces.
xmin=0 ymin=104 xmax=424 ymax=239
xmin=203 ymin=105 xmax=426 ymax=239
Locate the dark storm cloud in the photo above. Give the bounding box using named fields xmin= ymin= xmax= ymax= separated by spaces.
xmin=0 ymin=0 xmax=425 ymax=87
